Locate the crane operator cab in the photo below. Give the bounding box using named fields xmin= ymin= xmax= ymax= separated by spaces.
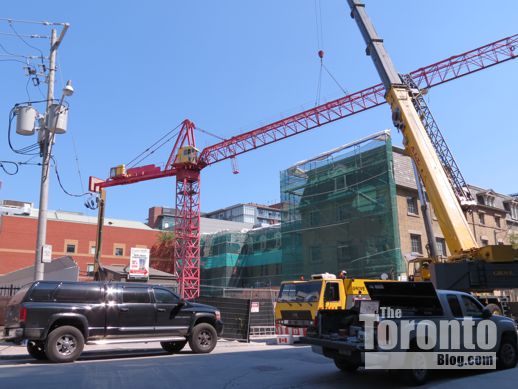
xmin=176 ymin=146 xmax=199 ymax=164
xmin=407 ymin=257 xmax=432 ymax=282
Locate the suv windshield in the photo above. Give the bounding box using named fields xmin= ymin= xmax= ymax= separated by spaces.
xmin=278 ymin=281 xmax=322 ymax=302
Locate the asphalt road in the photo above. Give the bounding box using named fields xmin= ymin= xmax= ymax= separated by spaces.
xmin=0 ymin=341 xmax=517 ymax=389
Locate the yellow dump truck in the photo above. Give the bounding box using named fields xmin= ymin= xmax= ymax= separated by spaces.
xmin=275 ymin=273 xmax=381 ymax=327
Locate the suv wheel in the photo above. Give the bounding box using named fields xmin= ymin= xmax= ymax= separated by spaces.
xmin=161 ymin=340 xmax=187 ymax=353
xmin=497 ymin=337 xmax=518 ymax=369
xmin=45 ymin=325 xmax=84 ymax=363
xmin=401 ymin=351 xmax=429 ymax=386
xmin=27 ymin=340 xmax=47 ymax=360
xmin=188 ymin=323 xmax=217 ymax=354
xmin=334 ymin=357 xmax=359 ymax=372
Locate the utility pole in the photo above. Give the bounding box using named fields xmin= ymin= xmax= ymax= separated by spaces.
xmin=93 ymin=189 xmax=106 ymax=280
xmin=34 ymin=26 xmax=69 ymax=280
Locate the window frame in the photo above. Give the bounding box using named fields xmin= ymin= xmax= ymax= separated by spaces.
xmin=406 ymin=196 xmax=419 ymax=215
xmin=113 ymin=243 xmax=126 ymax=257
xmin=152 ymin=287 xmax=180 ymax=304
xmin=410 ymin=233 xmax=423 ymax=254
xmin=460 ymin=295 xmax=484 ymax=317
xmin=121 ymin=286 xmax=152 ymax=304
xmin=64 ymin=239 xmax=78 ymax=254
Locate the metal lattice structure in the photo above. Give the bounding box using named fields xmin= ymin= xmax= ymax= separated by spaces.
xmin=401 ymin=74 xmax=475 ymax=209
xmin=92 ymin=34 xmax=517 ymax=298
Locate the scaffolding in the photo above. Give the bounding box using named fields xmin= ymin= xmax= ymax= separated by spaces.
xmin=280 ymin=130 xmax=403 ymax=280
xmin=200 ymin=131 xmax=404 ymax=291
xmin=200 ymin=225 xmax=282 ymax=293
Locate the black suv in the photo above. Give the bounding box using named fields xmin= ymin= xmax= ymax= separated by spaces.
xmin=3 ymin=281 xmax=223 ymax=363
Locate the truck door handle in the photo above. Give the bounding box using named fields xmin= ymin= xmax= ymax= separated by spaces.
xmin=119 ymin=307 xmax=129 ymax=312
xmin=157 ymin=308 xmax=166 ymax=312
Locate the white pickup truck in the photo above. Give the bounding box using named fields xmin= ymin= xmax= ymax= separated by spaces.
xmin=301 ymin=282 xmax=517 ymax=385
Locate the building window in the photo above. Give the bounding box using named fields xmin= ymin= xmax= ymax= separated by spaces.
xmin=495 ymin=216 xmax=501 ymax=228
xmin=410 ymin=234 xmax=422 ymax=254
xmin=114 ymin=246 xmax=124 ymax=256
xmin=90 ymin=246 xmax=96 ymax=255
xmin=335 ymin=176 xmax=345 ymax=190
xmin=86 ymin=264 xmax=95 ymax=276
xmin=435 ymin=238 xmax=447 ymax=257
xmin=66 ymin=244 xmax=76 ymax=254
xmin=337 ymin=205 xmax=349 ymax=221
xmin=478 ymin=213 xmax=485 ymax=225
xmin=407 ymin=197 xmax=418 ymax=215
xmin=337 ymin=242 xmax=351 ymax=261
xmin=310 ymin=246 xmax=322 ymax=262
xmin=309 ymin=211 xmax=320 ymax=227
xmin=481 ymin=239 xmax=489 ymax=246
xmin=486 ymin=196 xmax=495 ymax=207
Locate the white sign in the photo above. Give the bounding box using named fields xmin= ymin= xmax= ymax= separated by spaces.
xmin=41 ymin=244 xmax=52 ymax=263
xmin=251 ymin=301 xmax=260 ymax=313
xmin=128 ymin=247 xmax=150 ymax=280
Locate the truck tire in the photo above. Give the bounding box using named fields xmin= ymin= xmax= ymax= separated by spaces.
xmin=497 ymin=337 xmax=518 ymax=370
xmin=161 ymin=340 xmax=187 ymax=353
xmin=44 ymin=325 xmax=84 ymax=363
xmin=27 ymin=340 xmax=47 ymax=360
xmin=333 ymin=358 xmax=359 ymax=372
xmin=401 ymin=351 xmax=429 ymax=386
xmin=188 ymin=323 xmax=217 ymax=354
xmin=485 ymin=303 xmax=502 ymax=316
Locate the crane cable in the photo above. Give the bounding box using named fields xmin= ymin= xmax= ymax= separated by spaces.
xmin=126 ymin=122 xmax=183 ymax=168
xmin=314 ymin=0 xmax=324 ymax=106
xmin=313 ymin=0 xmax=348 ymax=106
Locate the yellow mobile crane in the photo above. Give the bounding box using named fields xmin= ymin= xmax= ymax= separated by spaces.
xmin=347 ymin=1 xmax=518 ymax=296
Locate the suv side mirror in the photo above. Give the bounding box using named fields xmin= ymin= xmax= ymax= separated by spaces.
xmin=178 ymin=298 xmax=186 ymax=306
xmin=481 ymin=308 xmax=492 ymax=319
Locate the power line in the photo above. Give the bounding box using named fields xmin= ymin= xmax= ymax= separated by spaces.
xmin=0 ymin=18 xmax=67 ymax=26
xmin=0 ymin=160 xmax=19 ymax=175
xmin=0 ymin=31 xmax=48 ymax=39
xmin=50 ymin=156 xmax=89 ymax=198
xmin=8 ymin=21 xmax=45 ymax=61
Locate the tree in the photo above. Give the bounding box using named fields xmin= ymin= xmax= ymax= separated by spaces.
xmin=150 ymin=231 xmax=175 ymax=273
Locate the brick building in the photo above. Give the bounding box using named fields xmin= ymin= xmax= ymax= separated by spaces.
xmin=393 ymin=147 xmax=518 ymax=259
xmin=0 ymin=202 xmax=160 ymax=279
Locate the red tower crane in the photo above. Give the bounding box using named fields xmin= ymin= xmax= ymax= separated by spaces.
xmin=90 ymin=34 xmax=517 ymax=299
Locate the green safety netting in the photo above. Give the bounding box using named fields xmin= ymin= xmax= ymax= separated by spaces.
xmin=200 ymin=132 xmax=404 ymax=291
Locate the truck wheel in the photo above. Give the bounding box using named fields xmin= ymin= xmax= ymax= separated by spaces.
xmin=497 ymin=337 xmax=518 ymax=369
xmin=485 ymin=303 xmax=502 ymax=316
xmin=27 ymin=340 xmax=47 ymax=360
xmin=401 ymin=351 xmax=429 ymax=386
xmin=161 ymin=340 xmax=187 ymax=353
xmin=333 ymin=358 xmax=359 ymax=372
xmin=189 ymin=323 xmax=217 ymax=354
xmin=44 ymin=326 xmax=84 ymax=363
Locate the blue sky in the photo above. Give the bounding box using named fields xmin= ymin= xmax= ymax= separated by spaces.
xmin=0 ymin=1 xmax=516 ymax=222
